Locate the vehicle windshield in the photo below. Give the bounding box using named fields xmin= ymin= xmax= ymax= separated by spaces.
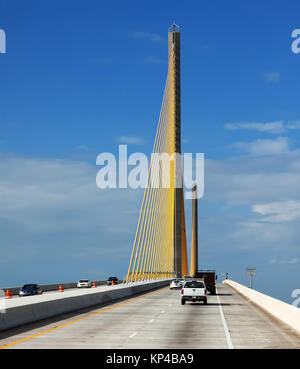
xmin=184 ymin=282 xmax=205 ymax=288
xmin=79 ymin=280 xmax=89 ymax=283
xmin=108 ymin=277 xmax=117 ymax=280
xmin=173 ymin=280 xmax=179 ymax=283
xmin=22 ymin=284 xmax=37 ymax=290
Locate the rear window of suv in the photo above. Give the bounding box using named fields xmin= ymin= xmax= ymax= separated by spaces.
xmin=184 ymin=282 xmax=205 ymax=288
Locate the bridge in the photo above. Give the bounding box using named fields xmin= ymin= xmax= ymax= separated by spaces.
xmin=0 ymin=281 xmax=300 ymax=349
xmin=0 ymin=24 xmax=299 ymax=349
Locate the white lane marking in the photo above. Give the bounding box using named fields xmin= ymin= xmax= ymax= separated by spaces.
xmin=129 ymin=332 xmax=138 ymax=339
xmin=216 ymin=288 xmax=234 ymax=349
xmin=149 ymin=319 xmax=155 ymax=323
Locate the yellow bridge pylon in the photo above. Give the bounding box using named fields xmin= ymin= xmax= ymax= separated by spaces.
xmin=125 ymin=23 xmax=188 ymax=282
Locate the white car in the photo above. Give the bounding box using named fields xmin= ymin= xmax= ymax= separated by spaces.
xmin=170 ymin=279 xmax=182 ymax=289
xmin=181 ymin=280 xmax=207 ymax=305
xmin=77 ymin=279 xmax=91 ymax=288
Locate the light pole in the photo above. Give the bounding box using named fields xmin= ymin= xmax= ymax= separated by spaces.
xmin=246 ymin=268 xmax=256 ymax=289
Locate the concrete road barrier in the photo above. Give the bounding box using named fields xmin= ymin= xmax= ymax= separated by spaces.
xmin=1 ymin=280 xmax=110 ymax=296
xmin=223 ymin=279 xmax=300 ymax=335
xmin=0 ymin=280 xmax=170 ymax=332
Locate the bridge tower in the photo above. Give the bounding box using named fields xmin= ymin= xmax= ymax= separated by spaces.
xmin=124 ymin=23 xmax=188 ymax=283
xmin=168 ymin=23 xmax=183 ymax=278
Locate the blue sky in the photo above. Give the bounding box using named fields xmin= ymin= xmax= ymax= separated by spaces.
xmin=1 ymin=0 xmax=300 ymax=304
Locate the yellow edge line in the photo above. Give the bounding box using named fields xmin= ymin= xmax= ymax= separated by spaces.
xmin=0 ymin=286 xmax=168 ymax=349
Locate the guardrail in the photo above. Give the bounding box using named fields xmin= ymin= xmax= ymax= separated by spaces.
xmin=224 ymin=279 xmax=300 ymax=336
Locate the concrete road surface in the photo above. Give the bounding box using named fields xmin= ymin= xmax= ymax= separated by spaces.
xmin=0 ymin=283 xmax=300 ymax=349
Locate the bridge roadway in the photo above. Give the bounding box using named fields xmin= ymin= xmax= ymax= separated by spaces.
xmin=0 ymin=283 xmax=300 ymax=349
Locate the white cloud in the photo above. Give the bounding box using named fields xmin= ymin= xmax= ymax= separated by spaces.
xmin=252 ymin=200 xmax=300 ymax=223
xmin=2 ymin=149 xmax=300 ymax=286
xmin=269 ymin=258 xmax=299 ymax=265
xmin=0 ymin=153 xmax=142 ymax=273
xmin=131 ymin=31 xmax=164 ymax=43
xmin=186 ymin=152 xmax=300 ymax=258
xmin=225 ymin=121 xmax=285 ymax=134
xmin=225 ymin=120 xmax=300 ymax=134
xmin=263 ymin=71 xmax=280 ymax=83
xmin=145 ymin=57 xmax=165 ymax=64
xmin=205 ymin=153 xmax=300 ymax=206
xmin=118 ymin=136 xmax=145 ymax=145
xmin=287 ymin=120 xmax=300 ymax=130
xmin=231 ymin=137 xmax=291 ymax=156
xmin=76 ymin=145 xmax=89 ymax=151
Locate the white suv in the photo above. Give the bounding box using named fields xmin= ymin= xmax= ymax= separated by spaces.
xmin=77 ymin=279 xmax=91 ymax=288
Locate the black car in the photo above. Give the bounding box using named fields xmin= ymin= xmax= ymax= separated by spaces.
xmin=19 ymin=284 xmax=43 ymax=297
xmin=107 ymin=277 xmax=118 ymax=286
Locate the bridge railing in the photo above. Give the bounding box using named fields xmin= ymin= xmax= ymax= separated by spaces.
xmin=224 ymin=279 xmax=300 ymax=336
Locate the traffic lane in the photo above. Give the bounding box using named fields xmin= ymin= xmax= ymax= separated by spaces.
xmin=0 ymin=287 xmax=229 ymax=349
xmin=124 ymin=289 xmax=228 ymax=349
xmin=219 ymin=283 xmax=300 ymax=349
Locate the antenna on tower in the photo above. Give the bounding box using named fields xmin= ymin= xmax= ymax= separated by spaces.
xmin=169 ymin=22 xmax=180 ymax=32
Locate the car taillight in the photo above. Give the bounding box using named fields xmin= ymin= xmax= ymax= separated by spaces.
xmin=181 ymin=289 xmax=183 ymax=295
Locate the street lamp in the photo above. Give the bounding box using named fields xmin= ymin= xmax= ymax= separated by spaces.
xmin=246 ymin=268 xmax=256 ymax=289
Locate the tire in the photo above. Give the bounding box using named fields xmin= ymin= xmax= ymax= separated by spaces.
xmin=181 ymin=298 xmax=185 ymax=305
xmin=203 ymin=298 xmax=207 ymax=305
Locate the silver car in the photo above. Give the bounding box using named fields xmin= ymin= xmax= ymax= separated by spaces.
xmin=170 ymin=279 xmax=181 ymax=289
xmin=77 ymin=279 xmax=91 ymax=288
